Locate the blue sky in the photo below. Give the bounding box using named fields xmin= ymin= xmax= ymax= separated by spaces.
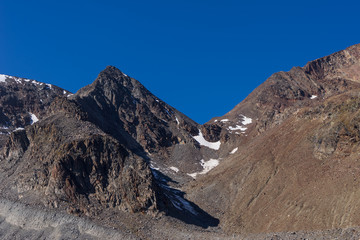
xmin=1 ymin=1 xmax=359 ymax=123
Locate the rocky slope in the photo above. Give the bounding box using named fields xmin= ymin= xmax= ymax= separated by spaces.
xmin=186 ymin=43 xmax=360 ymax=234
xmin=0 ymin=74 xmax=71 ymax=147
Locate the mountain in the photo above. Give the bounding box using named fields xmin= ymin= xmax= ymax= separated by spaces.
xmin=186 ymin=43 xmax=360 ymax=234
xmin=1 ymin=44 xmax=360 ymax=239
xmin=0 ymin=67 xmax=220 ymax=239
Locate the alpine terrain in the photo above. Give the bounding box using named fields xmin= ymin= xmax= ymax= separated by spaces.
xmin=1 ymin=44 xmax=360 ymax=239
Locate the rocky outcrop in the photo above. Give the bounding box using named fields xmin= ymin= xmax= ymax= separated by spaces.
xmin=0 ymin=97 xmax=159 ymax=217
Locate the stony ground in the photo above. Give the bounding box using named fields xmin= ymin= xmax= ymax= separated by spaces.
xmin=2 ymin=197 xmax=360 ymax=239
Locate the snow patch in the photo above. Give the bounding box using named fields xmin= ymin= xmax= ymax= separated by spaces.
xmin=214 ymin=119 xmax=218 ymax=122
xmin=230 ymin=147 xmax=238 ymax=154
xmin=63 ymin=90 xmax=67 ymax=95
xmin=169 ymin=166 xmax=179 ymax=173
xmin=46 ymin=84 xmax=52 ymax=89
xmin=241 ymin=115 xmax=252 ymax=125
xmin=193 ymin=130 xmax=221 ymax=150
xmin=220 ymin=119 xmax=229 ymax=122
xmin=187 ymin=159 xmax=220 ymax=179
xmin=14 ymin=127 xmax=25 ymax=132
xmin=29 ymin=113 xmax=39 ymax=124
xmin=175 ymin=117 xmax=180 ymax=125
xmin=310 ymin=95 xmax=317 ymax=99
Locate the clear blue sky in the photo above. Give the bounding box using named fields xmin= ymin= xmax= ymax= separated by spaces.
xmin=1 ymin=0 xmax=359 ymax=123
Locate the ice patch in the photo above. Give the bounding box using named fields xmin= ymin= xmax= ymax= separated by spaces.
xmin=230 ymin=147 xmax=238 ymax=154
xmin=187 ymin=159 xmax=220 ymax=179
xmin=220 ymin=119 xmax=229 ymax=122
xmin=29 ymin=113 xmax=39 ymax=124
xmin=169 ymin=166 xmax=179 ymax=173
xmin=310 ymin=95 xmax=317 ymax=99
xmin=193 ymin=130 xmax=221 ymax=150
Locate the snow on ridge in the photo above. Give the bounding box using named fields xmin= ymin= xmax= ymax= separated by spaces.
xmin=187 ymin=159 xmax=220 ymax=179
xmin=310 ymin=95 xmax=317 ymax=99
xmin=29 ymin=113 xmax=39 ymax=124
xmin=169 ymin=166 xmax=179 ymax=173
xmin=14 ymin=127 xmax=25 ymax=132
xmin=220 ymin=119 xmax=229 ymax=122
xmin=230 ymin=147 xmax=238 ymax=154
xmin=0 ymin=75 xmax=7 ymax=83
xmin=175 ymin=117 xmax=180 ymax=125
xmin=193 ymin=130 xmax=221 ymax=150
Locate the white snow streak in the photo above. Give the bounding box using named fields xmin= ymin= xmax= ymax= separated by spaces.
xmin=220 ymin=119 xmax=229 ymax=122
xmin=193 ymin=130 xmax=221 ymax=150
xmin=169 ymin=166 xmax=179 ymax=173
xmin=230 ymin=147 xmax=238 ymax=154
xmin=310 ymin=95 xmax=317 ymax=99
xmin=175 ymin=117 xmax=180 ymax=125
xmin=228 ymin=125 xmax=247 ymax=131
